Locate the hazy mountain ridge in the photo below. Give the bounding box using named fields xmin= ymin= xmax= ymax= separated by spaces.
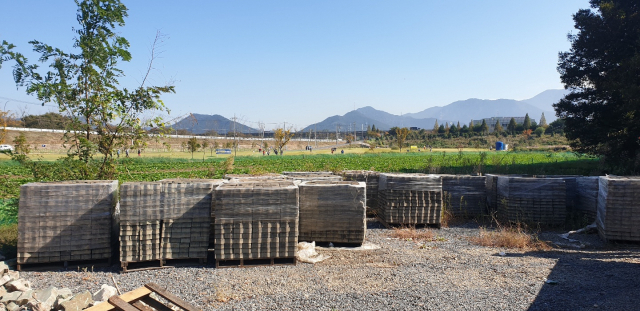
xmin=304 ymin=89 xmax=567 ymax=132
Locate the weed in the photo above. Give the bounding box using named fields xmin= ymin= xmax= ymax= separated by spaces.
xmin=390 ymin=227 xmax=435 ymax=241
xmin=469 ymin=222 xmax=550 ymax=250
xmin=0 ymin=223 xmax=17 ymax=258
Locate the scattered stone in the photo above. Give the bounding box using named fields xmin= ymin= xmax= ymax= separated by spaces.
xmin=59 ymin=291 xmax=93 ymax=311
xmin=16 ymin=290 xmax=34 ymax=306
xmin=5 ymin=279 xmax=30 ymax=292
xmin=0 ymin=262 xmax=8 ymax=274
xmin=0 ymin=291 xmax=21 ymax=304
xmin=0 ymin=275 xmax=12 ymax=287
xmin=5 ymin=271 xmax=18 ymax=282
xmin=0 ymin=302 xmax=5 ymax=311
xmin=92 ymin=285 xmax=116 ymax=303
xmin=4 ymin=302 xmax=18 ymax=311
xmin=54 ymin=297 xmax=71 ymax=310
xmin=57 ymin=289 xmax=73 ymax=300
xmin=33 ymin=286 xmax=58 ymax=310
xmin=0 ymin=286 xmax=7 ymax=297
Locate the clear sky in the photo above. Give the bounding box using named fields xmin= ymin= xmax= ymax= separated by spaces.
xmin=0 ymin=0 xmax=590 ymax=130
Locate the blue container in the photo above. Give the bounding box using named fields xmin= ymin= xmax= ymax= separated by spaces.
xmin=495 ymin=141 xmax=504 ymax=151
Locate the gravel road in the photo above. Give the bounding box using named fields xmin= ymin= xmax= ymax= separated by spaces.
xmin=21 ymin=219 xmax=640 ymax=311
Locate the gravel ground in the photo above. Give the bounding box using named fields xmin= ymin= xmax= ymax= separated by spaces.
xmin=21 ymin=219 xmax=640 ymax=311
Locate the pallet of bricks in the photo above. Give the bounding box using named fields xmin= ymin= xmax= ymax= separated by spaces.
xmin=376 ymin=173 xmax=443 ymax=226
xmin=224 ymin=173 xmax=287 ymax=182
xmin=214 ymin=180 xmax=298 ymax=267
xmin=342 ymin=170 xmax=379 ymax=215
xmin=119 ymin=179 xmax=223 ymax=272
xmin=596 ymin=176 xmax=640 ymax=242
xmin=442 ymin=175 xmax=486 ymax=218
xmin=496 ymin=176 xmax=566 ymax=226
xmin=17 ymin=180 xmax=118 ymax=270
xmin=576 ymin=176 xmax=599 ymax=222
xmin=282 ymin=171 xmax=343 ymax=182
xmin=298 ymin=181 xmax=366 ymax=245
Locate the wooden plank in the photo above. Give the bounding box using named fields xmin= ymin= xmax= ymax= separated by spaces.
xmin=85 ymin=287 xmax=152 ymax=311
xmin=145 ymin=283 xmax=200 ymax=311
xmin=107 ymin=296 xmax=140 ymax=311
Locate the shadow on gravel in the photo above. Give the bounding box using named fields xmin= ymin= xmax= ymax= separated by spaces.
xmin=518 ymin=248 xmax=640 ymax=310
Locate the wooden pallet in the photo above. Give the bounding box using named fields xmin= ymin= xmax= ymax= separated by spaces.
xmin=86 ymin=282 xmax=199 ymax=311
xmin=215 ymin=257 xmax=296 ymax=268
xmin=121 ymin=258 xmax=206 ymax=273
xmin=16 ymin=258 xmax=111 ymax=272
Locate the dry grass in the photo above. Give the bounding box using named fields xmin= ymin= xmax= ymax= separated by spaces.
xmin=469 ymin=225 xmax=551 ymax=250
xmin=390 ymin=227 xmax=436 ymax=241
xmin=0 ymin=224 xmax=17 ymax=258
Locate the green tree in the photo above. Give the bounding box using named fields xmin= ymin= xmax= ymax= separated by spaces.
xmin=5 ymin=0 xmax=174 ymax=178
xmin=556 ymin=0 xmax=640 ymax=164
xmin=534 ymin=127 xmax=545 ymax=137
xmin=450 ymin=123 xmax=458 ymax=135
xmin=274 ymin=127 xmax=294 ymax=155
xmin=507 ymin=118 xmax=517 ymax=135
xmin=523 ymin=113 xmax=531 ymax=130
xmin=438 ymin=124 xmax=445 ymax=134
xmin=187 ymin=137 xmax=200 ymax=159
xmin=396 ymin=127 xmax=409 ymax=150
xmin=480 ymin=119 xmax=489 ymax=134
xmin=494 ymin=120 xmax=503 ymax=133
xmin=432 ymin=120 xmax=439 ymax=132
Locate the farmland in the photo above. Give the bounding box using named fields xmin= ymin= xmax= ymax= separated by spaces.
xmin=0 ymin=150 xmax=599 ymax=202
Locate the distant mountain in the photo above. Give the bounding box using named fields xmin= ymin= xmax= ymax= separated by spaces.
xmin=301 ymin=107 xmax=440 ymax=132
xmin=303 ymin=89 xmax=565 ymax=132
xmin=521 ymin=89 xmax=569 ymax=112
xmin=172 ymin=113 xmax=258 ymax=134
xmin=404 ymin=98 xmax=547 ymax=124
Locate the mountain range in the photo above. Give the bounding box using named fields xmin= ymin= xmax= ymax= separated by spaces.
xmin=303 ymin=89 xmax=567 ymax=132
xmin=172 ymin=89 xmax=568 ymax=134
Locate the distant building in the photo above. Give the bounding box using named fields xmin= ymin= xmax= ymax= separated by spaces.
xmin=471 ymin=117 xmax=536 ymax=133
xmin=409 ymin=127 xmax=420 ymax=131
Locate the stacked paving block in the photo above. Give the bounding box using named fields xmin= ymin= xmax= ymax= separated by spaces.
xmin=377 ymin=173 xmax=443 ymax=225
xmin=119 ymin=179 xmax=222 ymax=264
xmin=537 ymin=175 xmax=580 ymax=210
xmin=496 ymin=176 xmax=566 ymax=225
xmin=298 ymin=181 xmax=366 ymax=245
xmin=214 ymin=180 xmax=299 ymax=261
xmin=442 ymin=175 xmax=486 ymax=217
xmin=160 ymin=179 xmax=223 ymax=260
xmin=224 ymin=173 xmax=287 ymax=182
xmin=283 ymin=171 xmax=342 ymax=182
xmin=17 ymin=180 xmax=118 ymax=265
xmin=576 ymin=176 xmax=599 ymax=221
xmin=342 ymin=170 xmax=380 ymax=212
xmin=596 ymin=176 xmax=640 ymax=242
xmin=485 ymin=174 xmax=500 ymax=213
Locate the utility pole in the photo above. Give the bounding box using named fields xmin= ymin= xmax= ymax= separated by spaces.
xmin=314 ymin=124 xmax=317 ymax=148
xmin=233 ymin=114 xmax=237 ymax=158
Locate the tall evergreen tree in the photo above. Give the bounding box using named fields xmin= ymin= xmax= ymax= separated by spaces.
xmin=523 ymin=113 xmax=531 ymax=130
xmin=469 ymin=120 xmax=474 ymax=128
xmin=494 ymin=120 xmax=503 ymax=133
xmin=480 ymin=119 xmax=489 ymax=134
xmin=539 ymin=112 xmax=548 ymax=127
xmin=556 ymin=0 xmax=640 ymax=164
xmin=433 ymin=120 xmax=439 ymax=132
xmin=507 ymin=117 xmax=517 ymax=134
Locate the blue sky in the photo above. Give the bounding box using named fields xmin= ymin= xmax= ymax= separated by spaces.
xmin=0 ymin=0 xmax=590 ymax=130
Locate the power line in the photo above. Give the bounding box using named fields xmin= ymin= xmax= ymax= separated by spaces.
xmin=0 ymin=96 xmax=58 ymax=108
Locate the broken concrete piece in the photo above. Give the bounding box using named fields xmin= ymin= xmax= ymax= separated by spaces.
xmin=57 ymin=288 xmax=73 ymax=300
xmin=5 ymin=279 xmax=30 ymax=292
xmin=0 ymin=291 xmax=21 ymax=304
xmin=16 ymin=289 xmax=34 ymax=305
xmin=0 ymin=275 xmax=12 ymax=287
xmin=0 ymin=262 xmax=8 ymax=275
xmin=92 ymin=285 xmax=116 ymax=303
xmin=4 ymin=302 xmax=18 ymax=311
xmin=34 ymin=286 xmax=58 ymax=309
xmin=59 ymin=291 xmax=93 ymax=311
xmin=4 ymin=272 xmax=18 ymax=282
